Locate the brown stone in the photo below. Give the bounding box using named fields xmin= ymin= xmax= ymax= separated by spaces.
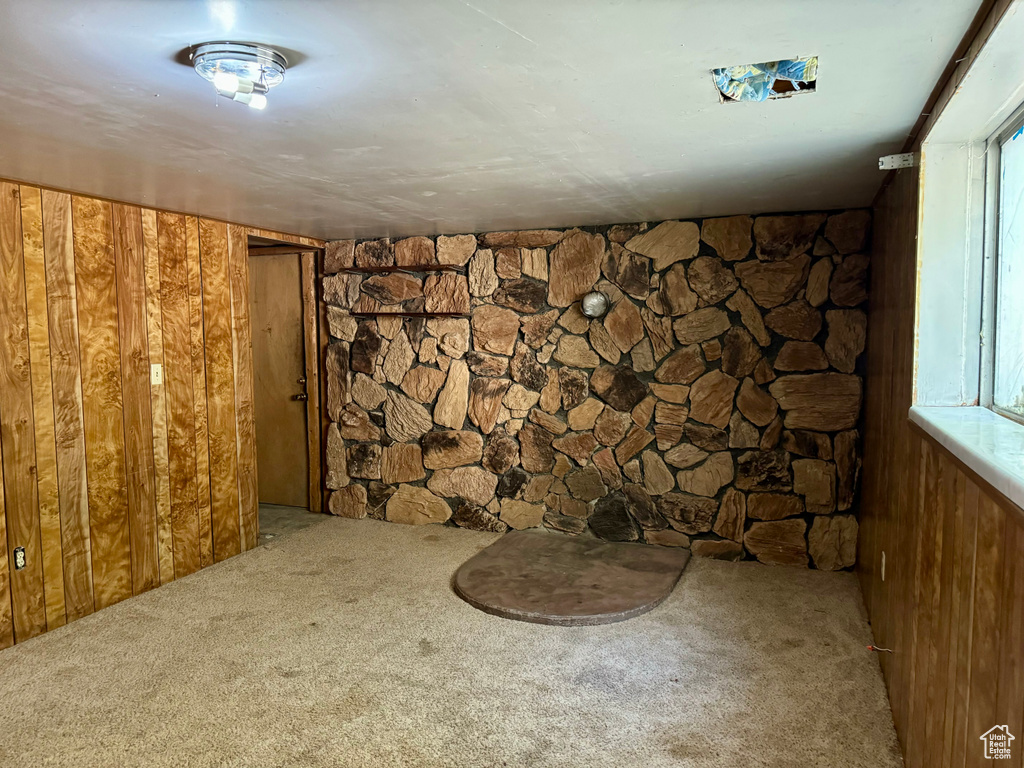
xmin=478 ymin=429 xmax=518 ymax=475
xmin=646 ymin=528 xmax=692 ymax=547
xmin=590 ymin=493 xmax=640 ymax=541
xmin=824 ymin=210 xmax=870 ymax=254
xmin=323 ymin=273 xmax=361 ymax=309
xmin=688 ymin=370 xmax=739 ymax=429
xmin=631 ymin=395 xmax=657 ymax=428
xmin=469 ymin=248 xmax=498 ymax=297
xmin=354 ymin=239 xmax=394 ymax=268
xmin=557 ymin=304 xmax=590 ymax=334
xmin=424 ymin=273 xmax=470 ymax=314
xmin=688 ymin=256 xmax=738 ymax=303
xmin=506 ymin=344 xmax=545 ymax=392
xmin=593 ymin=447 xmax=623 ymax=490
xmin=350 ymin=322 xmax=381 ymax=375
xmin=735 ymin=378 xmax=777 ymax=427
xmin=685 ymin=423 xmax=729 ymax=451
xmin=590 ymin=365 xmax=649 ymax=412
xmin=809 ymin=515 xmax=858 ymax=570
xmin=673 ymin=307 xmax=731 ymax=345
xmin=702 ymin=339 xmax=722 ymax=362
xmin=325 ymin=423 xmax=349 ymax=490
xmin=607 ymin=224 xmax=641 ymax=244
xmin=824 ymin=309 xmax=867 ymax=373
xmin=530 ymin=407 xmax=567 ymax=435
xmin=453 ymin=502 xmax=509 ymax=533
xmin=655 ymin=346 xmax=705 ymax=384
xmin=676 ymin=452 xmax=734 ymax=497
xmin=351 ymin=372 xmax=387 ymax=411
xmin=736 ymin=450 xmax=792 ymax=491
xmin=552 ymin=335 xmax=599 ymax=368
xmin=814 ymin=236 xmax=835 ymax=256
xmin=552 ymin=432 xmax=599 ymax=464
xmin=654 ymin=423 xmax=683 ymax=451
xmin=725 ymin=288 xmax=771 ymax=346
xmin=383 ymin=391 xmax=433 ymax=442
xmin=653 ymin=401 xmax=687 ymax=427
xmin=622 ymin=483 xmax=669 ymax=529
xmin=380 ymin=443 xmax=425 ymax=484
xmin=558 ymin=368 xmax=589 ymax=410
xmin=615 ymin=426 xmax=654 ymax=465
xmin=496 ymin=467 xmax=528 ymax=498
xmin=781 ymin=429 xmax=833 ymax=460
xmin=769 ymin=373 xmax=862 ymax=431
xmin=753 ymin=214 xmax=825 ymax=260
xmin=642 ymin=308 xmax=675 ymax=359
xmin=806 ymin=259 xmax=833 ymax=307
xmin=471 ymin=305 xmax=519 ymax=355
xmin=721 ymin=328 xmax=761 ymax=378
xmin=660 ymin=263 xmax=699 ymax=316
xmin=734 ymin=254 xmax=811 ymax=309
xmin=835 ymin=430 xmax=859 ymax=511
xmin=494 ymin=248 xmax=521 ymax=279
xmin=792 ymin=459 xmax=836 ymax=514
xmin=765 ymin=300 xmax=821 ymax=341
xmin=324 ymin=240 xmax=355 ymax=274
xmin=339 ymin=403 xmax=381 ymax=441
xmin=664 ymin=443 xmax=708 ymax=469
xmin=521 ymin=248 xmax=548 ymax=281
xmin=421 ymin=430 xmax=484 ymax=469
xmin=523 ymin=475 xmax=554 ymax=504
xmin=630 ymin=339 xmax=656 ymax=373
xmin=754 ymin=358 xmax=776 ymax=385
xmin=326 ymin=306 xmax=358 ymax=342
xmin=394 ymin=236 xmax=436 ymax=267
xmin=419 ymin=337 xmax=439 ymax=364
xmin=643 ymin=450 xmax=676 ymax=495
xmin=566 ymin=465 xmax=607 ymax=502
xmin=760 ymin=417 xmax=783 ymax=450
xmin=498 ymin=499 xmax=544 ymax=530
xmin=560 ymin=497 xmax=589 ymax=519
xmin=361 ymin=273 xmax=422 ymax=306
xmin=427 ymin=466 xmax=498 ymax=506
xmin=830 ymin=253 xmax=869 ymax=306
xmin=650 ymin=383 xmax=690 ymax=404
xmin=386 ymin=485 xmax=451 ymax=525
xmin=431 ymin=359 xmax=467 ymax=429
xmin=714 ymin=488 xmax=746 ymax=541
xmin=701 ymin=215 xmax=752 ymax=261
xmin=502 ymin=383 xmax=540 ymax=413
xmin=521 ymin=309 xmax=559 ymax=348
xmin=552 ymin=453 xmax=572 ymax=480
xmin=547 ymin=229 xmax=605 ymax=307
xmin=480 ymin=230 xmax=565 ymax=249
xmin=745 ymin=519 xmax=808 ymax=566
xmin=493 ymin=278 xmax=547 ymax=313
xmin=775 ymin=341 xmax=828 ymax=371
xmin=728 ymin=411 xmax=760 ymax=449
xmin=623 ymin=459 xmax=642 ymax=483
xmin=567 ymin=398 xmax=604 ymax=431
xmin=691 ymin=540 xmax=744 ymax=560
xmin=658 ymin=493 xmax=716 ymax=535
xmin=603 ymin=246 xmax=650 ymax=299
xmin=539 ymin=369 xmax=561 ymax=414
xmin=347 ymin=443 xmax=381 ymax=480
xmin=543 ymin=511 xmax=587 ymax=534
xmin=328 ymin=484 xmax=367 ymax=518
xmin=748 ymin=493 xmax=803 ymax=520
xmin=625 ymin=220 xmax=700 ymax=271
xmin=326 ymin=341 xmax=351 ymax=421
xmin=382 ymin=330 xmax=415 ymax=386
xmin=589 ymin=321 xmax=621 ymax=364
xmin=401 ymin=366 xmax=447 ymax=403
xmin=518 ymin=423 xmax=554 ymax=473
xmin=604 ymin=300 xmax=644 ymax=352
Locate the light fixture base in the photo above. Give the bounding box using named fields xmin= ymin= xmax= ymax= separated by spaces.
xmin=191 ymin=41 xmax=287 ymax=90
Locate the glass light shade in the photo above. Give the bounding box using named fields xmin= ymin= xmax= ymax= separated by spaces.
xmin=192 ymin=42 xmax=286 ymax=89
xmin=581 ymin=291 xmax=609 ymax=318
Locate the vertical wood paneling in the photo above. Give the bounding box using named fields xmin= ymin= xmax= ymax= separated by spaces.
xmin=0 ymin=438 xmax=11 ymax=649
xmin=228 ymin=225 xmax=258 ymax=551
xmin=72 ymin=195 xmax=132 ymax=610
xmin=142 ymin=209 xmax=175 ymax=585
xmin=198 ymin=219 xmax=240 ymax=561
xmin=20 ymin=185 xmax=66 ymax=630
xmin=185 ymin=217 xmax=214 ymax=568
xmin=41 ymin=189 xmax=94 ymax=621
xmin=158 ymin=213 xmax=201 ymax=578
xmin=300 ymin=252 xmax=322 ymax=514
xmin=0 ymin=182 xmax=47 ymax=640
xmin=112 ymin=203 xmax=159 ymax=594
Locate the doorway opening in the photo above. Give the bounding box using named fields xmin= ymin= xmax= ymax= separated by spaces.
xmin=248 ymin=237 xmax=325 ymax=543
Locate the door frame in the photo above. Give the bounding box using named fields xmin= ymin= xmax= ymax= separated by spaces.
xmin=247 ymin=240 xmax=325 ymax=513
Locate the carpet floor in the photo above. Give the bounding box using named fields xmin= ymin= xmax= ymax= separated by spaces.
xmin=0 ymin=517 xmax=901 ymax=768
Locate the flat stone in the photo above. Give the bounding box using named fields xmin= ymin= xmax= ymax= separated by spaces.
xmin=565 ymin=465 xmax=607 ymax=502
xmin=720 ymin=328 xmax=761 ymax=378
xmin=625 ymin=221 xmax=700 ymax=271
xmin=775 ymin=341 xmax=828 ymax=371
xmin=324 ymin=240 xmax=355 ymax=274
xmin=497 ymin=467 xmax=528 ymax=498
xmin=650 ymin=383 xmax=691 ymax=403
xmin=824 ymin=210 xmax=871 ymax=254
xmin=523 ymin=475 xmax=554 ymax=503
xmin=620 ymin=483 xmax=668 ymax=530
xmin=467 ymin=377 xmax=510 ymax=435
xmin=747 ymin=493 xmax=804 ymax=520
xmin=480 ymin=230 xmax=565 ymax=249
xmin=499 ymin=499 xmax=546 ymax=530
xmin=428 ymin=466 xmax=498 ymax=506
xmin=453 ymin=501 xmax=509 ymax=533
xmin=753 ymin=214 xmax=826 ymax=260
xmin=782 ymin=429 xmax=834 ymax=460
xmin=539 ymin=369 xmax=561 ymax=414
xmin=482 ymin=429 xmax=520 ymax=474
xmin=549 ymin=432 xmax=596 ymax=464
xmin=655 ymin=346 xmax=705 ymax=384
xmin=685 ymin=423 xmax=729 ymax=452
xmin=793 ymin=458 xmax=836 ymax=514
xmin=517 ymin=423 xmax=554 ymax=473
xmin=557 ymin=304 xmax=591 ymax=334
xmin=714 ymin=488 xmax=746 ymax=541
xmin=424 ymin=273 xmax=470 ymax=314
xmin=380 ymin=443 xmax=425 ymax=484
xmin=327 ymin=482 xmax=368 ymax=520
xmin=362 ymin=273 xmax=423 ymax=305
xmin=688 ymin=256 xmax=737 ymax=303
xmin=521 ymin=309 xmax=559 ymax=348
xmin=829 ymin=253 xmax=869 ymax=306
xmin=754 ymin=358 xmax=776 ymax=385
xmin=615 ymin=426 xmax=654 ymax=465
xmin=664 ymin=443 xmax=708 ymax=469
xmin=325 ymin=423 xmax=349 ymax=490
xmin=736 ymin=450 xmax=792 ymax=491
xmin=382 ymin=330 xmax=414 ymax=385
xmin=471 ymin=305 xmax=519 ymax=355
xmin=729 ymin=411 xmax=760 ymax=449
xmin=734 ymin=254 xmax=811 ymax=308
xmin=436 ymin=234 xmax=478 ymax=266
xmin=725 ymin=288 xmax=771 ymax=346
xmin=354 ymin=239 xmax=394 ymax=268
xmin=588 ymin=318 xmax=620 ymax=364
xmin=642 ymin=308 xmax=675 ymax=359
xmin=676 ymin=451 xmax=734 ymax=497
xmin=453 ymin=528 xmax=689 ymax=625
xmin=688 ymin=370 xmax=739 ymax=429
xmin=347 ymin=443 xmax=381 ymax=480
xmin=735 ymin=378 xmax=778 ymax=426
xmin=589 ymin=493 xmax=640 ymax=541
xmin=824 ymin=309 xmax=867 ymax=373
xmin=765 ymin=300 xmax=822 ymax=341
xmin=623 ymin=459 xmax=642 ymax=483
xmin=469 ymin=248 xmax=498 ymax=297
xmin=835 ymin=430 xmax=858 ymax=511
xmin=655 ymin=401 xmax=689 ymax=426
xmin=503 ymin=382 xmax=541 ymax=412
xmin=351 ymin=372 xmax=387 ymax=410
xmin=548 ymin=229 xmax=606 ymax=307
xmin=495 ymin=248 xmax=521 ymax=279
xmin=631 ymin=395 xmax=657 ymax=428
xmin=339 ymin=403 xmax=381 ymax=441
xmin=428 ymin=318 xmax=470 ymax=359
xmin=761 ymin=417 xmax=783 ymax=450
xmin=690 ymin=539 xmax=745 ymax=560
xmin=422 ymin=430 xmax=484 ymax=469
xmin=530 ymin=408 xmax=567 ymax=435
xmin=432 ymin=359 xmax=469 ymax=429
xmin=494 ymin=278 xmax=547 ymax=313
xmin=809 ymin=515 xmax=858 ymax=570
xmin=673 ymin=307 xmax=731 ymax=345
xmin=630 ymin=338 xmax=656 ymax=372
xmin=701 ymin=215 xmax=752 ymax=261
xmin=745 ymin=519 xmax=808 ymax=566
xmin=326 ymin=341 xmax=351 ymax=421
xmin=383 ymin=391 xmax=433 ymax=442
xmin=521 ymin=248 xmax=548 ymax=280
xmin=401 ymin=366 xmax=447 ymax=402
xmin=654 ymin=424 xmax=683 ymax=451
xmin=660 ymin=263 xmax=699 ymax=316
xmin=393 ymin=236 xmax=435 ymax=267
xmin=465 ymin=351 xmax=509 ymax=378
xmin=642 ymin=450 xmax=675 ymax=495
xmin=646 ymin=528 xmax=692 ymax=548
xmin=505 ymin=344 xmax=545 ymax=393
xmin=592 ymin=447 xmax=623 ymax=490
xmin=602 ymin=246 xmax=650 ymax=299
xmin=386 ymin=484 xmax=451 ymax=525
xmin=326 ymin=306 xmax=358 ymax=341
xmin=419 ymin=336 xmax=439 ymax=364
xmin=590 ymin=365 xmax=649 ymax=412
xmin=323 ymin=273 xmax=361 ymax=309
xmin=350 ymin=322 xmax=382 ymax=374
xmin=543 ymin=511 xmax=588 ymax=534
xmin=558 ymin=368 xmax=589 ymax=410
xmin=658 ymin=493 xmax=716 ymax=535
xmin=769 ymin=373 xmax=863 ymax=430
xmin=553 ymin=335 xmax=600 ymax=368
xmin=806 ymin=259 xmax=833 ymax=307
xmin=601 ymin=299 xmax=643 ymax=353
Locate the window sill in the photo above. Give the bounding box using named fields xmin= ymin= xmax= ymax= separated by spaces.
xmin=909 ymin=405 xmax=1024 ymax=511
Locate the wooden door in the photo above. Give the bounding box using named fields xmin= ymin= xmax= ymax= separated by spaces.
xmin=249 ymin=252 xmax=309 ymax=507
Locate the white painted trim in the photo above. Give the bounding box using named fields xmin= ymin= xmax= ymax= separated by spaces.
xmin=910 ymin=406 xmax=1024 ymax=510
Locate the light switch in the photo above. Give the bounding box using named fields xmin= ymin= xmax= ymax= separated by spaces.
xmin=151 ymin=363 xmax=163 ymax=385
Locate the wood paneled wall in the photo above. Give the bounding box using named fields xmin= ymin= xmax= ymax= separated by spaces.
xmin=0 ymin=181 xmax=320 ymax=648
xmin=859 ymin=168 xmax=1024 ymax=767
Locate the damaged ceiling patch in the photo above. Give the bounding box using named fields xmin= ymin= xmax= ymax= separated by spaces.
xmin=713 ymin=57 xmax=818 ymax=102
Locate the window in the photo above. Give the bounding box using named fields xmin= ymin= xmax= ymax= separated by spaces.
xmin=991 ymin=112 xmax=1024 ymax=419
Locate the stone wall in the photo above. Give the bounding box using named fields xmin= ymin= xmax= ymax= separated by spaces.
xmin=321 ymin=210 xmax=870 ymax=569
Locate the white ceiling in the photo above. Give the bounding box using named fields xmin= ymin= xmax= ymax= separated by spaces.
xmin=0 ymin=0 xmax=979 ymax=240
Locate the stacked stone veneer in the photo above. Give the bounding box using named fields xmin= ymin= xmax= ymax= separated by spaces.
xmin=322 ymin=211 xmax=870 ymax=569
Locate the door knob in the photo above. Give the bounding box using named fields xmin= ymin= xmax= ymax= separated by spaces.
xmin=297 ymin=377 xmax=307 ymax=385
xmin=292 ymin=393 xmax=308 ymax=401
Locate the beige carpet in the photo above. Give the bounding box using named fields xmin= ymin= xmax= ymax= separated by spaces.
xmin=0 ymin=518 xmax=901 ymax=767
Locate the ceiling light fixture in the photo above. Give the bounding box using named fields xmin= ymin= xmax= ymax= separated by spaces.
xmin=191 ymin=41 xmax=287 ymax=110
